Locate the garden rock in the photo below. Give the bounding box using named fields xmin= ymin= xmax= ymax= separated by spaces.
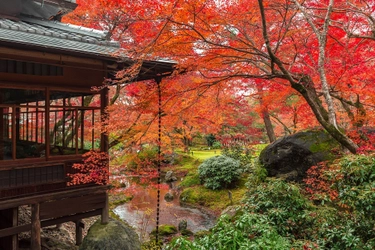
xmin=178 ymin=220 xmax=188 ymax=231
xmin=165 ymin=170 xmax=178 ymax=182
xmin=220 ymin=205 xmax=242 ymax=219
xmin=79 ymin=218 xmax=140 ymax=250
xmin=180 ymin=229 xmax=194 ymax=236
xmin=259 ymin=129 xmax=340 ymax=182
xmin=164 ymin=192 xmax=174 ymax=202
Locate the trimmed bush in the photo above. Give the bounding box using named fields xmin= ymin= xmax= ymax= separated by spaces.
xmin=198 ymin=155 xmax=242 ymax=190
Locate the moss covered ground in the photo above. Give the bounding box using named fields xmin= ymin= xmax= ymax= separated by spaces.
xmin=165 ymin=149 xmax=248 ymax=214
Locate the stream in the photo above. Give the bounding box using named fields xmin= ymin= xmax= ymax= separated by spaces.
xmin=113 ymin=177 xmax=217 ymax=239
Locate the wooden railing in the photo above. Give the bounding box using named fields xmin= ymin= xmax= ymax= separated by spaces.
xmin=0 ymin=158 xmax=88 ymax=200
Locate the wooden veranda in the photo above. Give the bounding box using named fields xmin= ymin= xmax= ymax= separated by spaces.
xmin=0 ymin=0 xmax=174 ymax=249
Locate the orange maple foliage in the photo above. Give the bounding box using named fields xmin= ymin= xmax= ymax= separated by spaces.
xmin=68 ymin=150 xmax=109 ymax=186
xmin=64 ymin=0 xmax=375 ymax=154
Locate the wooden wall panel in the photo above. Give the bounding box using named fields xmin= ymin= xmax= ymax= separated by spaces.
xmin=40 ymin=192 xmax=106 ymax=220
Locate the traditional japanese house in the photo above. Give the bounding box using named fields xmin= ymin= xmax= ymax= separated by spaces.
xmin=0 ymin=0 xmax=174 ymax=249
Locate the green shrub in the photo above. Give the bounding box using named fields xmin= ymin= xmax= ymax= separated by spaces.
xmin=330 ymin=155 xmax=375 ymax=219
xmin=222 ymin=143 xmax=253 ymax=168
xmin=325 ymin=154 xmax=375 ymax=245
xmin=247 ymin=161 xmax=267 ymax=184
xmin=166 ymin=212 xmax=292 ymax=250
xmin=212 ymin=141 xmax=222 ymax=149
xmin=245 ymin=178 xmax=314 ymax=237
xmin=198 ymin=155 xmax=242 ymax=190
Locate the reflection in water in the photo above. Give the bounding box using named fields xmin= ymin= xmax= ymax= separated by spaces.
xmin=113 ymin=178 xmax=216 ymax=239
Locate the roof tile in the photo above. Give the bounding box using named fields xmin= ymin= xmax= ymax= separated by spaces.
xmin=0 ymin=16 xmax=120 ymax=58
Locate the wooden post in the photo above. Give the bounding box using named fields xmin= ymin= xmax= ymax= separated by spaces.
xmin=11 ymin=105 xmax=16 ymax=160
xmin=11 ymin=207 xmax=18 ymax=250
xmin=100 ymin=87 xmax=109 ymax=224
xmin=75 ymin=220 xmax=83 ymax=245
xmin=101 ymin=192 xmax=109 ymax=224
xmin=31 ymin=204 xmax=41 ymax=250
xmin=100 ymin=87 xmax=109 ymax=153
xmin=75 ymin=108 xmax=79 ymax=154
xmin=0 ymin=105 xmax=3 ymax=160
xmin=45 ymin=88 xmax=50 ymax=159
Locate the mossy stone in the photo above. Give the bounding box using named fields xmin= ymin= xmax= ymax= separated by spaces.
xmin=180 ymin=229 xmax=194 ymax=236
xmin=79 ymin=218 xmax=140 ymax=250
xmin=259 ymin=129 xmax=341 ymax=182
xmin=150 ymin=224 xmax=178 ymax=236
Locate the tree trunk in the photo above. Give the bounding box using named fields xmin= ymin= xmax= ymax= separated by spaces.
xmin=262 ymin=109 xmax=276 ymax=143
xmin=291 ymin=78 xmax=358 ymax=153
xmin=257 ymin=85 xmax=276 ymax=143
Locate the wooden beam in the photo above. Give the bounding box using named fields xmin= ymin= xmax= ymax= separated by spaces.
xmin=0 ymin=159 xmax=75 ymax=170
xmin=0 ymin=224 xmax=30 ymax=238
xmin=31 ymin=203 xmax=41 ymax=250
xmin=41 ymin=209 xmax=101 ymax=228
xmin=0 ymin=209 xmax=101 ymax=239
xmin=0 ymin=81 xmax=99 ymax=94
xmin=0 ymin=47 xmax=106 ymax=68
xmin=0 ymin=185 xmax=108 ymax=210
xmin=40 ymin=192 xmax=106 ymax=220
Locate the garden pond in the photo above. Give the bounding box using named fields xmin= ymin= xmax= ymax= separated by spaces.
xmin=113 ymin=176 xmax=217 ymax=240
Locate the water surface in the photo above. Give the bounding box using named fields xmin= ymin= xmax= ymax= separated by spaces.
xmin=113 ymin=178 xmax=216 ymax=239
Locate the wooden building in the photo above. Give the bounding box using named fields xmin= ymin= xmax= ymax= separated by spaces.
xmin=0 ymin=0 xmax=174 ymax=249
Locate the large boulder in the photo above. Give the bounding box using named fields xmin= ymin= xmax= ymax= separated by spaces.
xmin=259 ymin=130 xmax=340 ymax=182
xmin=79 ymin=218 xmax=140 ymax=250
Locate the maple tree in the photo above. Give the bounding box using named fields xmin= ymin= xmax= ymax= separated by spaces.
xmin=64 ymin=0 xmax=375 ymax=154
xmin=104 ymin=73 xmax=240 ymax=153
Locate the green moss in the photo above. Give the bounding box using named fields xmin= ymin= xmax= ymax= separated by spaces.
xmin=167 ymin=155 xmax=201 ymax=173
xmin=179 ymin=173 xmax=200 ymax=187
xmin=141 ymin=240 xmax=162 ymax=250
xmin=190 ymin=150 xmax=221 ymax=160
xmin=295 ymin=129 xmax=340 ymax=158
xmin=109 ymin=211 xmax=119 ymax=220
xmin=150 ymin=224 xmax=178 ymax=236
xmin=309 ymin=141 xmax=334 ymax=153
xmin=109 ymin=193 xmax=133 ymax=209
xmin=194 ymin=230 xmax=211 ymax=239
xmin=180 ymin=178 xmax=247 ymax=212
xmin=80 ymin=218 xmax=140 ymax=250
xmin=110 ymin=197 xmax=132 ymax=207
xmin=180 ymin=229 xmax=194 ymax=236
